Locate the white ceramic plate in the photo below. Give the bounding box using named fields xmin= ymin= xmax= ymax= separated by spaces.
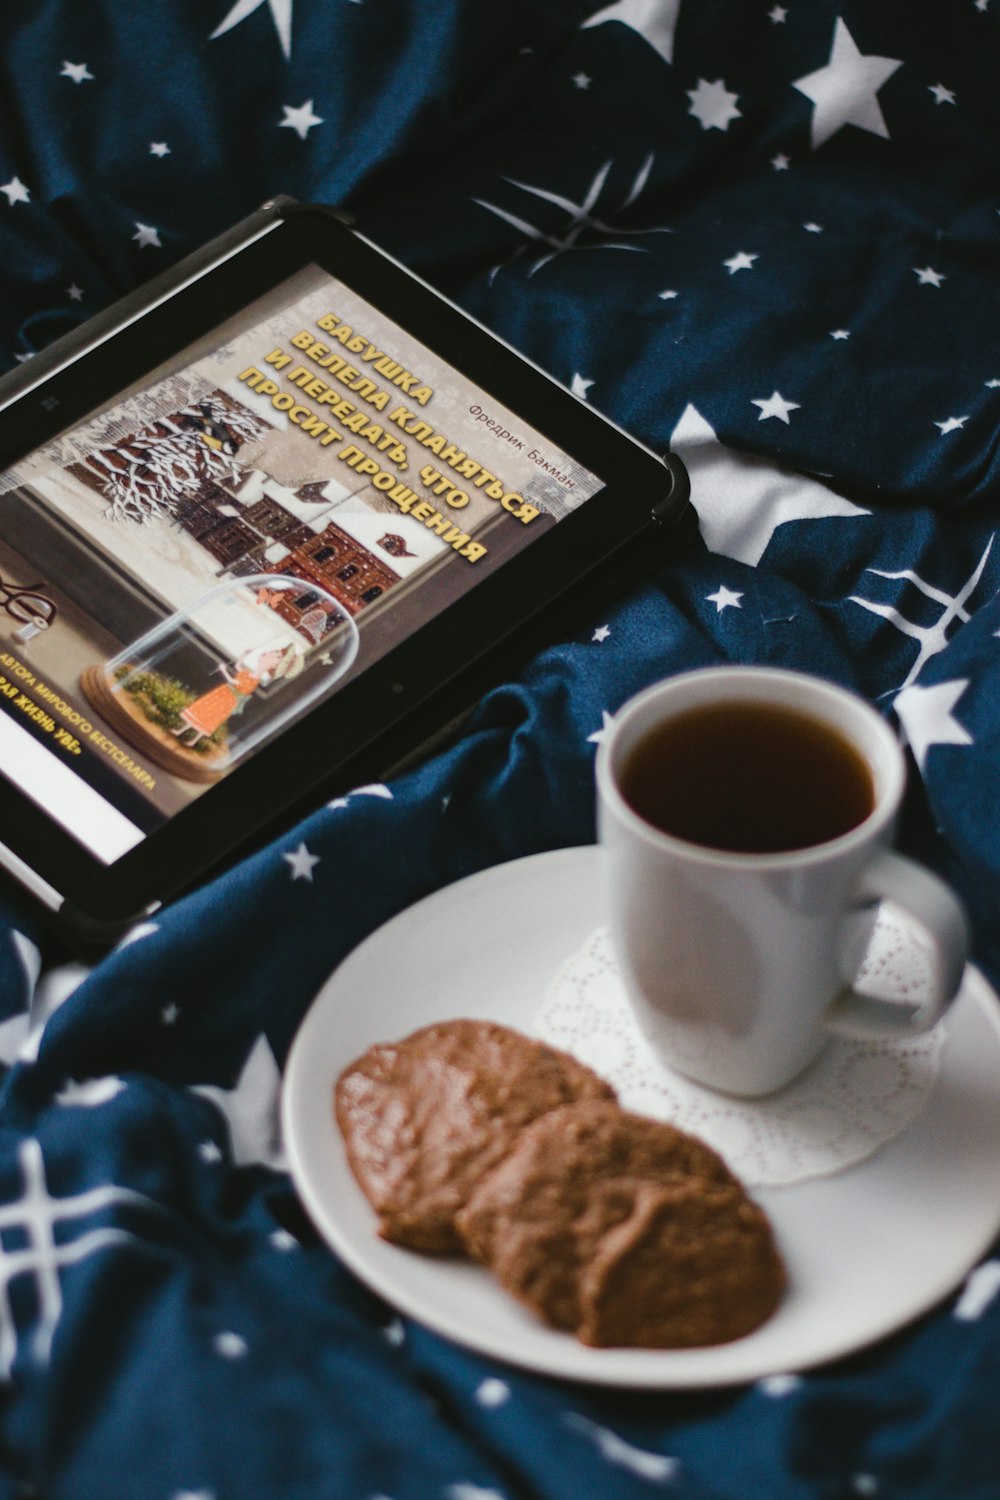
xmin=282 ymin=846 xmax=1000 ymax=1389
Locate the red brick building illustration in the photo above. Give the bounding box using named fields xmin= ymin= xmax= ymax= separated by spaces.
xmin=65 ymin=387 xmax=410 ymax=633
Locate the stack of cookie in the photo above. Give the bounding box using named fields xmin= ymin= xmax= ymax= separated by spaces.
xmin=335 ymin=1019 xmax=785 ymax=1348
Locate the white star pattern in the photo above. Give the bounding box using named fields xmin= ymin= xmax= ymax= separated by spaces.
xmin=475 ymin=155 xmax=670 ymax=279
xmin=1 ymin=178 xmax=29 ymax=206
xmin=7 ymin=931 xmax=37 ymax=994
xmin=0 ymin=1139 xmax=157 ymax=1377
xmin=132 ymin=223 xmax=161 ymax=248
xmin=475 ymin=1377 xmax=511 ymax=1407
xmin=1 ymin=952 xmax=86 ymax=1067
xmin=724 ymin=250 xmax=758 ymax=274
xmin=279 ymin=100 xmax=323 ymax=139
xmin=793 ymin=19 xmax=902 ymax=149
xmin=893 ymin=679 xmax=972 ymax=771
xmin=283 ymin=842 xmax=320 ymax=880
xmin=116 ymin=922 xmax=159 ymax=948
xmin=445 ymin=1487 xmax=506 ymax=1500
xmin=581 ymin=0 xmax=682 ymax=67
xmin=759 ymin=1373 xmax=803 ymax=1397
xmin=670 ymin=404 xmax=868 ymax=565
xmin=564 ymin=1415 xmax=679 ymax=1482
xmin=55 ymin=1077 xmax=126 ymax=1108
xmin=587 ymin=710 xmax=615 ymax=745
xmin=192 ymin=1034 xmax=286 ymax=1170
xmin=326 ymin=783 xmax=392 ymax=811
xmin=0 ymin=1013 xmax=29 ymax=1068
xmin=61 ymin=61 xmax=94 ymax=83
xmin=687 ymin=78 xmax=742 ymax=131
xmin=752 ymin=390 xmax=801 ymax=423
xmin=850 ymin=536 xmax=994 ymax=689
xmin=211 ymin=0 xmax=294 ymax=59
xmin=954 ymin=1259 xmax=1000 ymax=1320
xmin=214 ymin=1331 xmax=248 ymax=1359
xmin=0 ymin=4 xmax=992 ymax=1476
xmin=706 ymin=585 xmax=743 ymax=611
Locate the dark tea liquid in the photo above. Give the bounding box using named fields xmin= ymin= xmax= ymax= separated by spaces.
xmin=619 ymin=701 xmax=875 ymax=854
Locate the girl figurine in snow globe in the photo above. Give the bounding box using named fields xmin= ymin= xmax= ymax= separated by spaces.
xmin=80 ymin=573 xmax=359 ymax=784
xmin=169 ymin=639 xmax=303 ymax=751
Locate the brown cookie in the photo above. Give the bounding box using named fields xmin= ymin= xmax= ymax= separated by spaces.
xmin=456 ymin=1099 xmax=739 ymax=1331
xmin=334 ymin=1019 xmax=616 ymax=1253
xmin=578 ymin=1179 xmax=786 ymax=1348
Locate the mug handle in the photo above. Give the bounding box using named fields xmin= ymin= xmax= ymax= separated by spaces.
xmin=824 ymin=850 xmax=970 ymax=1039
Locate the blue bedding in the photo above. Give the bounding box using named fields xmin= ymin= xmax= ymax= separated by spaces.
xmin=0 ymin=2 xmax=999 ymax=1495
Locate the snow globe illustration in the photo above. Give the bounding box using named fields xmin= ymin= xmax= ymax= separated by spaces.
xmin=80 ymin=573 xmax=360 ymax=783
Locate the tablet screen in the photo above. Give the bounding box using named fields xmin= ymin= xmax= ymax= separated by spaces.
xmin=0 ymin=265 xmax=604 ymax=863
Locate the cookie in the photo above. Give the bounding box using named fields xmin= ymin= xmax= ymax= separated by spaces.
xmin=456 ymin=1099 xmax=739 ymax=1331
xmin=334 ymin=1019 xmax=616 ymax=1253
xmin=578 ymin=1178 xmax=786 ymax=1348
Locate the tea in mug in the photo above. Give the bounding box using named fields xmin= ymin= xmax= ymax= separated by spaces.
xmin=619 ymin=700 xmax=875 ymax=854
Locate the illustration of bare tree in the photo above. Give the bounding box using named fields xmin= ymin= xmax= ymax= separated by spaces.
xmin=82 ymin=393 xmax=269 ymax=525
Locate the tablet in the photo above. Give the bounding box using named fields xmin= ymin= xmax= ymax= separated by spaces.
xmin=0 ymin=198 xmax=694 ymax=944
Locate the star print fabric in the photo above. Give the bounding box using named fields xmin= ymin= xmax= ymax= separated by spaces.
xmin=0 ymin=1 xmax=998 ymax=1497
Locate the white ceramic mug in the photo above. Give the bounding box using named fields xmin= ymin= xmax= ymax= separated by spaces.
xmin=595 ymin=666 xmax=970 ymax=1097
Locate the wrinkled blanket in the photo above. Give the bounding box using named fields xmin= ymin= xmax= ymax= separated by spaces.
xmin=0 ymin=2 xmax=998 ymax=1496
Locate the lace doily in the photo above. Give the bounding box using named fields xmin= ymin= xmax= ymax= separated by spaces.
xmin=533 ymin=910 xmax=949 ymax=1188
